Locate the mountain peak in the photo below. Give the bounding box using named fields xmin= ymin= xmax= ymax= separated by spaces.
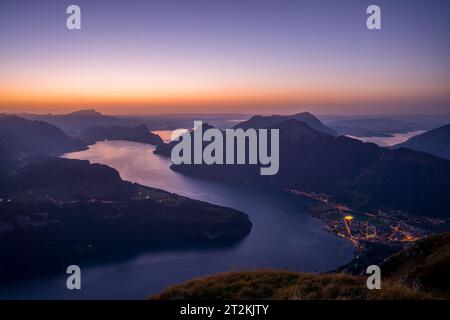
xmin=234 ymin=112 xmax=338 ymax=136
xmin=66 ymin=109 xmax=102 ymax=117
xmin=293 ymin=111 xmax=314 ymax=118
xmin=274 ymin=118 xmax=329 ymax=141
xmin=0 ymin=114 xmax=29 ymax=123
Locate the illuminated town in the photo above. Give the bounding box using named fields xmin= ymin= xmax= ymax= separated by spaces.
xmin=288 ymin=190 xmax=447 ymax=249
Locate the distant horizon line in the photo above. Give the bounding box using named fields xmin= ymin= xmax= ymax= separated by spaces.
xmin=2 ymin=108 xmax=450 ymax=118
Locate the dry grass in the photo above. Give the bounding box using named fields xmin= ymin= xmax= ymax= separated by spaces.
xmin=381 ymin=232 xmax=450 ymax=297
xmin=150 ymin=269 xmax=438 ymax=300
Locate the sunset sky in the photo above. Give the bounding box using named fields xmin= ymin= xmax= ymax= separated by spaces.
xmin=0 ymin=0 xmax=449 ymax=115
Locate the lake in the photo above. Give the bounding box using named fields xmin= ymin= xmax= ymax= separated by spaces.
xmin=2 ymin=140 xmax=353 ymax=299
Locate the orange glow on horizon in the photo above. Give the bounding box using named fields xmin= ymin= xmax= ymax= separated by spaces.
xmin=2 ymin=80 xmax=449 ymax=115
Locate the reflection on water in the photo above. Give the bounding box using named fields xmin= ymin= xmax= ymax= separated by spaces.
xmin=347 ymin=130 xmax=425 ymax=147
xmin=152 ymin=129 xmax=187 ymax=143
xmin=2 ymin=141 xmax=353 ymax=299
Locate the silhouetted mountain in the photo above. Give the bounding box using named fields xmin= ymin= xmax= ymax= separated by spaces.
xmin=79 ymin=125 xmax=163 ymax=145
xmin=2 ymin=157 xmax=132 ymax=201
xmin=0 ymin=115 xmax=86 ymax=157
xmin=233 ymin=112 xmax=338 ymax=136
xmin=170 ymin=119 xmax=450 ymax=217
xmin=0 ymin=133 xmax=23 ymax=173
xmin=18 ymin=109 xmax=238 ymax=134
xmin=154 ymin=139 xmax=175 ymax=156
xmin=19 ymin=109 xmax=140 ymax=133
xmin=394 ymin=124 xmax=450 ymax=160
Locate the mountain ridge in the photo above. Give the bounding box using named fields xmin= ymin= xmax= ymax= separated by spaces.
xmin=79 ymin=124 xmax=163 ymax=145
xmin=233 ymin=112 xmax=338 ymax=136
xmin=169 ymin=118 xmax=450 ymax=217
xmin=0 ymin=115 xmax=87 ymax=159
xmin=394 ymin=124 xmax=450 ymax=160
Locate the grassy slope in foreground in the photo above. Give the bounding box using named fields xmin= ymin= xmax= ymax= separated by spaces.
xmin=151 ymin=232 xmax=450 ymax=300
xmin=381 ymin=232 xmax=450 ymax=296
xmin=150 ymin=270 xmax=434 ymax=300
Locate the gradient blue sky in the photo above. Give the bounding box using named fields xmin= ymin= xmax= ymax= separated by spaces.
xmin=0 ymin=0 xmax=449 ymax=114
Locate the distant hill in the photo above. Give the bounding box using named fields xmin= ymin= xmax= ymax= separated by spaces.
xmin=18 ymin=109 xmax=140 ymax=133
xmin=394 ymin=124 xmax=450 ymax=160
xmin=2 ymin=157 xmax=132 ymax=201
xmin=234 ymin=112 xmax=338 ymax=136
xmin=169 ymin=119 xmax=450 ymax=217
xmin=79 ymin=125 xmax=163 ymax=145
xmin=16 ymin=109 xmax=240 ymax=134
xmin=65 ymin=109 xmax=104 ymax=117
xmin=151 ymin=232 xmax=450 ymax=300
xmin=0 ymin=115 xmax=86 ymax=157
xmin=324 ymin=117 xmax=450 ymax=138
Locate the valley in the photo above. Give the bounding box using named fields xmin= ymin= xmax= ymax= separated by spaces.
xmin=1 ymin=111 xmax=449 ymax=299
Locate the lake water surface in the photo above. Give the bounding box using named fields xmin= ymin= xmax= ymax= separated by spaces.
xmin=2 ymin=140 xmax=353 ymax=299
